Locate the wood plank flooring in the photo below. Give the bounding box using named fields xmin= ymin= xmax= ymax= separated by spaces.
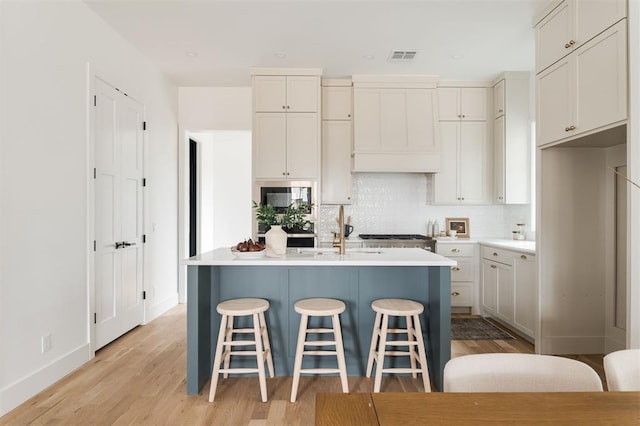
xmin=0 ymin=305 xmax=606 ymax=425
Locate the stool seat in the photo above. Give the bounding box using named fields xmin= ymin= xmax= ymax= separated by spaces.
xmin=290 ymin=298 xmax=349 ymax=402
xmin=217 ymin=298 xmax=269 ymax=316
xmin=371 ymin=298 xmax=423 ymax=316
xmin=294 ymin=298 xmax=346 ymax=316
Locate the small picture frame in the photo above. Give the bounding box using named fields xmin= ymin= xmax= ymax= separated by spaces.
xmin=446 ymin=217 xmax=470 ymax=238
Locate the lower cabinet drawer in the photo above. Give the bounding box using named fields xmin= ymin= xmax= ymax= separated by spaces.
xmin=451 ymin=284 xmax=472 ymax=307
xmin=451 ymin=259 xmax=473 ymax=281
xmin=481 ymin=246 xmax=514 ymax=266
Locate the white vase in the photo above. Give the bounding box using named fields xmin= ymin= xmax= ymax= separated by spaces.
xmin=265 ymin=225 xmax=287 ymax=255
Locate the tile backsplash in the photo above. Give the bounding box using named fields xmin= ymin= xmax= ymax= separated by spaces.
xmin=318 ymin=173 xmax=531 ymax=240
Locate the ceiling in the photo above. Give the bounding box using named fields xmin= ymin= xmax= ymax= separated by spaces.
xmin=84 ymin=0 xmax=548 ymax=87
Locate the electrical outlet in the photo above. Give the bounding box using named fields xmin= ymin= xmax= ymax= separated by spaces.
xmin=41 ymin=334 xmax=52 ymax=353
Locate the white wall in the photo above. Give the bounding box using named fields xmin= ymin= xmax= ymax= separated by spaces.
xmin=177 ymin=87 xmax=252 ymax=301
xmin=0 ymin=0 xmax=178 ymax=415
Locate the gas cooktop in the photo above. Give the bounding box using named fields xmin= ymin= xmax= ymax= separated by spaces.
xmin=358 ymin=234 xmax=432 ymax=240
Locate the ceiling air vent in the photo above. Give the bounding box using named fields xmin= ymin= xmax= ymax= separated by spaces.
xmin=389 ymin=50 xmax=417 ymax=61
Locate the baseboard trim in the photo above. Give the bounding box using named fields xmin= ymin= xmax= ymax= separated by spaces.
xmin=144 ymin=293 xmax=179 ymax=324
xmin=0 ymin=343 xmax=91 ymax=416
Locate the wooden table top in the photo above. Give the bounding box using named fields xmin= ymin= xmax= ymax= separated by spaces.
xmin=316 ymin=391 xmax=640 ymax=425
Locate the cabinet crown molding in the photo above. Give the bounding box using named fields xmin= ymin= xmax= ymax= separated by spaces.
xmin=491 ymin=71 xmax=530 ymax=86
xmin=250 ymin=67 xmax=322 ymax=76
xmin=352 ymin=74 xmax=439 ymax=89
xmin=438 ymin=80 xmax=492 ymax=88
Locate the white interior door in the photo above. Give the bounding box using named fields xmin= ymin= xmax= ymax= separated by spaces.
xmin=94 ymin=77 xmax=145 ymax=349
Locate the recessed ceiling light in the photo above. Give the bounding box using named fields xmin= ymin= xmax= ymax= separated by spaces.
xmin=363 ymin=54 xmax=375 ymax=60
xmin=185 ymin=51 xmax=199 ymax=58
xmin=275 ymin=52 xmax=287 ymax=59
xmin=451 ymin=54 xmax=464 ymax=60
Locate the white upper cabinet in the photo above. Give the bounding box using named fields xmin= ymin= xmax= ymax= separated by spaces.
xmin=493 ymin=72 xmax=530 ymax=204
xmin=251 ymin=69 xmax=321 ymax=179
xmin=535 ymin=0 xmax=626 ymax=73
xmin=253 ymin=75 xmax=319 ymax=112
xmin=352 ymin=75 xmax=440 ymax=173
xmin=321 ymin=79 xmax=353 ymax=205
xmin=438 ymin=87 xmax=488 ymax=121
xmin=536 ymin=19 xmax=627 ymax=146
xmin=322 ymin=85 xmax=352 ymax=120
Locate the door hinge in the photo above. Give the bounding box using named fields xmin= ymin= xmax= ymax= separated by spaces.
xmin=142 ymin=121 xmax=147 ymax=131
xmin=93 ymin=168 xmax=97 ymax=179
xmin=143 ymin=234 xmax=147 ymax=243
xmin=143 ymin=291 xmax=147 ymax=300
xmin=93 ymin=240 xmax=96 ymax=252
xmin=93 ymin=313 xmax=97 ymax=324
xmin=142 ymin=178 xmax=146 ymax=187
xmin=93 ymin=95 xmax=96 ymax=107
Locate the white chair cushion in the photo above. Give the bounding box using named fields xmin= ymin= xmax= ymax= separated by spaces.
xmin=444 ymin=353 xmax=603 ymax=392
xmin=604 ymin=349 xmax=640 ymax=391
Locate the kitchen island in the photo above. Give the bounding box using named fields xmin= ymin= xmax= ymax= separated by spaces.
xmin=185 ymin=247 xmax=456 ymax=394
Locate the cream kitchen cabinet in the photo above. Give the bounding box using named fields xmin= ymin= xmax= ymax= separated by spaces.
xmin=535 ymin=0 xmax=626 ymax=74
xmin=536 ymin=19 xmax=627 ymax=146
xmin=253 ymin=75 xmax=320 ymax=113
xmin=513 ymin=252 xmax=536 ymax=338
xmin=481 ymin=245 xmax=536 ymax=340
xmin=433 ymin=121 xmax=490 ymax=204
xmin=252 ymin=69 xmax=321 ymax=180
xmin=322 ymin=84 xmax=352 ymax=120
xmin=437 ymin=242 xmax=479 ymax=314
xmin=253 ymin=112 xmax=319 ymax=179
xmin=493 ymin=72 xmax=530 ymax=204
xmin=438 ymin=87 xmax=489 ymax=121
xmin=352 ymin=75 xmax=440 ymax=173
xmin=321 ymin=120 xmax=352 ymax=204
xmin=321 ymin=79 xmax=353 ymax=204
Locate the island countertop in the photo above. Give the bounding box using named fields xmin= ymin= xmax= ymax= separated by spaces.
xmin=185 ymin=247 xmax=458 ymax=267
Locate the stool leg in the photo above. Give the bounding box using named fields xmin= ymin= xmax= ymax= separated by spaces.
xmin=412 ymin=314 xmax=431 ymax=392
xmin=332 ymin=313 xmax=349 ymax=394
xmin=253 ymin=313 xmax=268 ymax=402
xmin=209 ymin=314 xmax=228 ymax=402
xmin=406 ymin=315 xmax=417 ymax=379
xmin=366 ymin=312 xmax=381 ymax=378
xmin=223 ymin=315 xmax=234 ymax=379
xmin=290 ymin=314 xmax=308 ymax=403
xmin=259 ymin=311 xmax=275 ymax=378
xmin=373 ymin=314 xmax=389 ymax=393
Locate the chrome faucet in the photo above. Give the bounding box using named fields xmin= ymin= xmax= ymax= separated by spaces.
xmin=333 ymin=205 xmax=346 ymax=255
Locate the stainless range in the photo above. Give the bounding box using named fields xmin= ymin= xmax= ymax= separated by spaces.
xmin=358 ymin=234 xmax=436 ymax=252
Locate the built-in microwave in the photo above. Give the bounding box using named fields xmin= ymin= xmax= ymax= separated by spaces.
xmin=253 ymin=181 xmax=317 ymax=246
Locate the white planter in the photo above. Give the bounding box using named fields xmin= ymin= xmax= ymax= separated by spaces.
xmin=265 ymin=225 xmax=287 ymax=255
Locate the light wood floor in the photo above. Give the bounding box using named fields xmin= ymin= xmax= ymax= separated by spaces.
xmin=0 ymin=305 xmax=606 ymax=425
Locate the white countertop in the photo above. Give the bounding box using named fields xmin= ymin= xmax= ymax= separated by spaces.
xmin=185 ymin=247 xmax=457 ymax=267
xmin=435 ymin=237 xmax=535 ymax=254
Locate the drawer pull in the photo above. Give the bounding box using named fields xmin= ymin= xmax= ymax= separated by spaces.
xmin=451 ymin=291 xmax=460 ymax=297
xmin=451 ymin=249 xmax=461 ymax=253
xmin=452 ymin=267 xmax=461 ymax=271
xmin=490 ymin=264 xmax=497 ymax=269
xmin=493 ymin=252 xmax=498 ymax=256
xmin=521 ymin=255 xmax=527 ymax=260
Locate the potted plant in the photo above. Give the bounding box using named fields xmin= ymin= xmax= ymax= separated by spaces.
xmin=252 ymin=201 xmax=312 ymax=233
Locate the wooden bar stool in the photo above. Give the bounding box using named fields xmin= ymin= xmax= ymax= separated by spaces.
xmin=290 ymin=298 xmax=349 ymax=402
xmin=209 ymin=298 xmax=274 ymax=403
xmin=366 ymin=298 xmax=431 ymax=393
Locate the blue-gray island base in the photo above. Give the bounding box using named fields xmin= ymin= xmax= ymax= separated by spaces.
xmin=186 ymin=248 xmax=454 ymax=393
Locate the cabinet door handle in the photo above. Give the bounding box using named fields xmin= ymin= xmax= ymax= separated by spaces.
xmin=452 ymin=266 xmax=460 ymax=271
xmin=451 ymin=249 xmax=460 ymax=253
xmin=286 ymin=105 xmax=290 ymax=109
xmin=282 ymin=105 xmax=286 ymax=109
xmin=565 ymin=125 xmax=576 ymax=132
xmin=451 ymin=291 xmax=460 ymax=297
xmin=498 ymin=109 xmax=503 ymax=113
xmin=348 ymin=114 xmax=351 ymax=118
xmin=565 ymin=39 xmax=576 ymax=48
xmin=282 ymin=172 xmax=286 ymax=176
xmin=490 ymin=264 xmax=497 ymax=269
xmin=521 ymin=255 xmax=528 ymax=260
xmin=493 ymin=252 xmax=498 ymax=256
